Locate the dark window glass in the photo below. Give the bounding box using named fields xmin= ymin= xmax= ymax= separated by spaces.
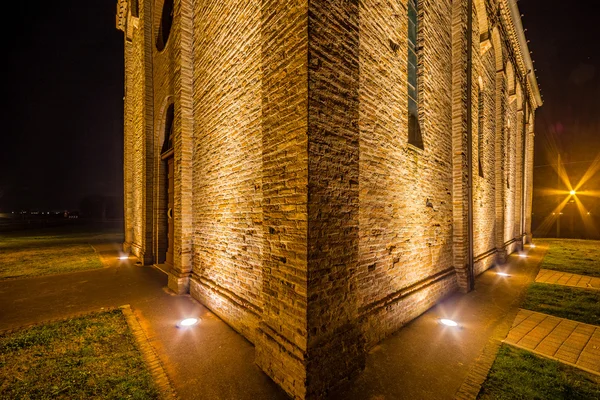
xmin=407 ymin=0 xmax=423 ymax=149
xmin=156 ymin=0 xmax=174 ymax=51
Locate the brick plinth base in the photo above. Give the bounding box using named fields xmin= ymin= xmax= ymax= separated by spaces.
xmin=167 ymin=270 xmax=191 ymax=295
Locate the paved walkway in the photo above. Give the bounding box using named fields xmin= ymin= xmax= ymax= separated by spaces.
xmin=535 ymin=268 xmax=600 ymax=290
xmin=0 ymin=242 xmax=288 ymax=400
xmin=0 ymin=239 xmax=547 ymax=400
xmin=332 ymin=246 xmax=545 ymax=400
xmin=505 ymin=309 xmax=600 ymax=374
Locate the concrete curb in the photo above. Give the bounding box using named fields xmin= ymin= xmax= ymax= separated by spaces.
xmin=120 ymin=304 xmax=179 ymax=400
xmin=454 ymin=339 xmax=503 ymax=400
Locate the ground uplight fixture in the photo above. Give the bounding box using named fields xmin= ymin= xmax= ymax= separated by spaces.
xmin=497 ymin=272 xmax=511 ymax=277
xmin=530 ymin=244 xmax=536 ymax=248
xmin=119 ymin=256 xmax=129 ymax=260
xmin=439 ymin=318 xmax=459 ymax=327
xmin=519 ymin=253 xmax=527 ymax=258
xmin=177 ymin=318 xmax=200 ymax=328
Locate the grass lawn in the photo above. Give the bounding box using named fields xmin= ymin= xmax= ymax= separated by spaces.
xmin=0 ymin=309 xmax=159 ymax=399
xmin=521 ymin=283 xmax=600 ymax=326
xmin=478 ymin=345 xmax=600 ymax=400
xmin=0 ymin=228 xmax=122 ymax=280
xmin=535 ymin=239 xmax=600 ymax=277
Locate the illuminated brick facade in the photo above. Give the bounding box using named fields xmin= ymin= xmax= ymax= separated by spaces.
xmin=117 ymin=0 xmax=541 ymax=398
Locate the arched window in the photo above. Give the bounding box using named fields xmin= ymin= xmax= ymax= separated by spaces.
xmin=161 ymin=104 xmax=175 ymax=155
xmin=407 ymin=0 xmax=423 ymax=149
xmin=156 ymin=0 xmax=174 ymax=51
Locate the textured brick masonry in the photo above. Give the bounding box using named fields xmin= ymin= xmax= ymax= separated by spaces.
xmin=117 ymin=0 xmax=541 ymax=398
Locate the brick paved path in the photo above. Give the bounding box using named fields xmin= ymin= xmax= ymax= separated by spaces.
xmin=535 ymin=269 xmax=600 ymax=290
xmin=505 ymin=309 xmax=600 ymax=374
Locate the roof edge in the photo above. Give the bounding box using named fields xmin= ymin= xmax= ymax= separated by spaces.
xmin=507 ymin=0 xmax=543 ymax=108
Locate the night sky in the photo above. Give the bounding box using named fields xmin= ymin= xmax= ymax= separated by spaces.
xmin=1 ymin=1 xmax=598 ymax=213
xmin=2 ymin=1 xmax=123 ymax=211
xmin=520 ymin=0 xmax=600 ymax=168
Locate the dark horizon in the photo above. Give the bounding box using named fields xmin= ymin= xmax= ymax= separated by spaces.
xmin=2 ymin=1 xmax=124 ymax=212
xmin=1 ymin=0 xmax=598 ymax=213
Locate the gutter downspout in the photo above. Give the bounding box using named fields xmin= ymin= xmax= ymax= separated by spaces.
xmin=466 ymin=0 xmax=475 ymax=291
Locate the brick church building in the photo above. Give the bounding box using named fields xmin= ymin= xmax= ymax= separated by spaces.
xmin=117 ymin=0 xmax=541 ymax=398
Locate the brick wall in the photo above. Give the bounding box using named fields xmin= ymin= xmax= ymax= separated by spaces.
xmin=151 ymin=0 xmax=176 ymax=271
xmin=119 ymin=0 xmax=540 ymax=398
xmin=256 ymin=0 xmax=309 ymax=397
xmin=306 ymin=0 xmax=362 ymax=395
xmin=359 ymin=0 xmax=457 ymax=343
xmin=124 ymin=0 xmax=154 ymax=264
xmin=188 ymin=0 xmax=265 ymax=342
xmin=472 ymin=3 xmax=497 ymax=276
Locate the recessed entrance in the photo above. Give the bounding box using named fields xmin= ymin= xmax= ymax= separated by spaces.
xmin=165 ymin=156 xmax=174 ymax=265
xmin=160 ymin=103 xmax=175 ymax=267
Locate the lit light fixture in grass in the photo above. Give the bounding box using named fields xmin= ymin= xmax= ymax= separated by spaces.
xmin=439 ymin=318 xmax=459 ymax=327
xmin=177 ymin=318 xmax=200 ymax=328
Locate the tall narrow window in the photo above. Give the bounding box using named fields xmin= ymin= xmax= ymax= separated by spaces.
xmin=478 ymin=87 xmax=484 ymax=177
xmin=407 ymin=0 xmax=423 ymax=148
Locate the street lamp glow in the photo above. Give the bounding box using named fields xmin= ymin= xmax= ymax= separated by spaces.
xmin=570 ymin=190 xmax=576 ymax=195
